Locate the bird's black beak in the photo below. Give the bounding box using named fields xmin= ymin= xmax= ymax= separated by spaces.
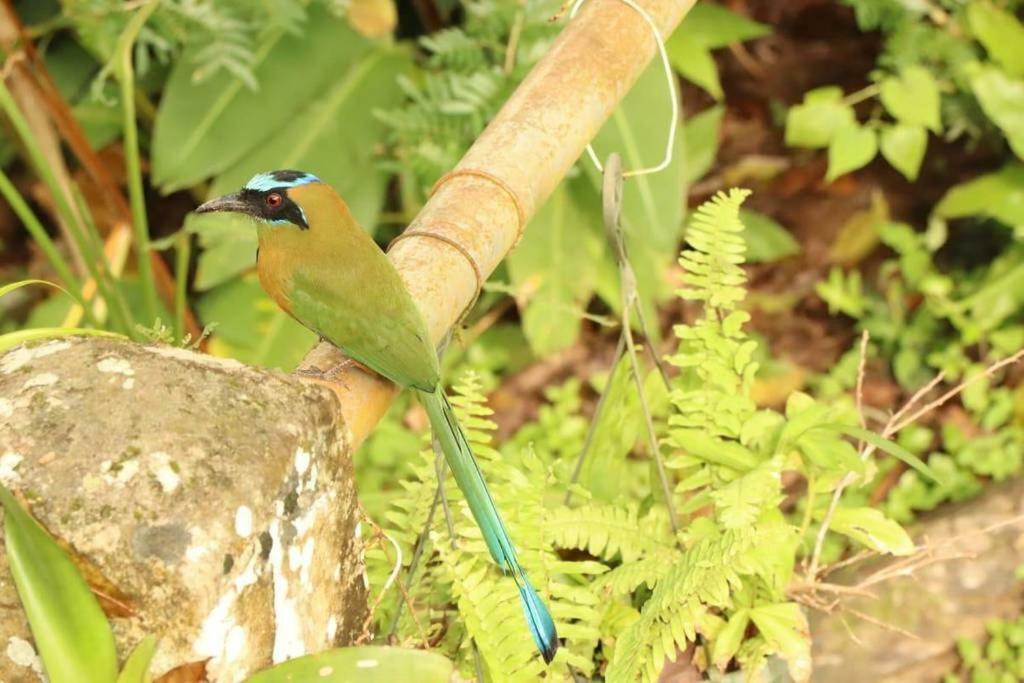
xmin=194 ymin=192 xmax=252 ymax=217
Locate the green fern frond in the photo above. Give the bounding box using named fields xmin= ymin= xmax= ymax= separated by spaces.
xmin=548 ymin=504 xmax=675 ymax=563
xmin=668 ymin=189 xmax=757 ymax=440
xmin=677 ymin=189 xmax=751 ymax=311
xmin=595 ymin=556 xmax=673 ymax=596
xmin=606 ymin=531 xmax=753 ymax=683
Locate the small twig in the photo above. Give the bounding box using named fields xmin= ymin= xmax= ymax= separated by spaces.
xmin=504 ymin=3 xmax=526 ymax=74
xmin=387 ymin=479 xmax=442 ymax=639
xmin=806 ymin=346 xmax=1024 ymax=580
xmin=564 ymin=334 xmax=626 ymax=503
xmin=787 ymin=581 xmax=877 ymax=600
xmin=435 ymin=446 xmax=458 ymax=549
xmin=891 ymin=347 xmax=1024 ymax=434
xmin=356 ymin=513 xmax=407 ymax=645
xmin=888 ymin=371 xmax=946 ymax=433
xmin=854 ymin=330 xmax=869 ymax=431
xmin=845 ymin=605 xmax=922 ymax=641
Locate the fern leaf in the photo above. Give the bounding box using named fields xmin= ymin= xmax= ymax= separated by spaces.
xmin=548 ymin=504 xmax=675 ymax=563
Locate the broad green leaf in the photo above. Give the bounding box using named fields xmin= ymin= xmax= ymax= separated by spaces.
xmin=0 ymin=485 xmax=118 ymax=682
xmin=825 ymin=506 xmax=915 ymax=555
xmin=748 ymin=603 xmax=811 ymax=681
xmin=508 ymin=176 xmax=604 ymax=356
xmin=209 ymin=47 xmax=410 ymax=216
xmin=672 ymin=4 xmax=769 ymax=48
xmin=739 ymin=210 xmax=799 ymax=263
xmin=667 ymin=39 xmax=721 ymax=99
xmin=955 ymin=260 xmax=1024 ymax=337
xmin=0 ymin=328 xmax=123 ymax=353
xmin=879 ymin=123 xmax=927 ymax=181
xmin=967 ymin=2 xmax=1024 ymax=78
xmin=117 ymin=635 xmax=157 ymax=683
xmin=246 ymin=646 xmax=453 ymax=682
xmin=712 ymin=609 xmax=750 ymax=669
xmin=826 ymin=125 xmax=877 ymax=181
xmin=588 ymin=61 xmax=686 ymax=329
xmin=710 ymin=459 xmax=783 ymax=529
xmin=934 ymin=164 xmax=1024 ymax=226
xmin=581 ymin=355 xmax=643 ymax=501
xmin=671 ymin=428 xmax=760 ymax=471
xmin=189 ymin=214 xmax=258 ymax=291
xmin=970 ymin=65 xmax=1024 ymax=160
xmin=785 ymin=87 xmax=856 ymax=149
xmin=880 ymin=66 xmax=941 ymax=132
xmin=151 ymin=7 xmax=372 ymax=191
xmin=666 ymin=5 xmax=768 ymax=99
xmin=197 ymin=276 xmax=317 ymax=370
xmin=823 ymin=423 xmax=940 ymax=483
xmin=683 ymin=105 xmax=724 ymax=184
xmin=189 ymin=47 xmax=410 ymax=291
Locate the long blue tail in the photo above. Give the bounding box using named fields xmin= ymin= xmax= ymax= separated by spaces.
xmin=420 ymin=386 xmax=558 ymax=663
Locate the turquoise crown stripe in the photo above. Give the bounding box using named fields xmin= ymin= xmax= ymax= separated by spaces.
xmin=245 ymin=170 xmax=321 ymax=192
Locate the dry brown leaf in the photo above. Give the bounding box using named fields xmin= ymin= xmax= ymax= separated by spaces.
xmin=155 ymin=660 xmax=209 ymax=683
xmin=12 ymin=490 xmax=136 ymax=618
xmin=347 ymin=0 xmax=397 ymax=37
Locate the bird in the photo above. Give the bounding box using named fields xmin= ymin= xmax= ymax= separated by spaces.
xmin=196 ymin=169 xmax=559 ymax=663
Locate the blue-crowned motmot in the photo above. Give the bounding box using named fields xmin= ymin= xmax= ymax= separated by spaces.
xmin=196 ymin=170 xmax=559 ymax=663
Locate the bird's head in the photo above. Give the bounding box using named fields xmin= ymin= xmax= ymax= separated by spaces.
xmin=194 ymin=170 xmax=323 ymax=230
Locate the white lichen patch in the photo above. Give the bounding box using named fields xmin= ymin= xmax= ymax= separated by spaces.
xmin=6 ymin=636 xmax=43 ymax=675
xmin=356 ymin=659 xmax=379 ymax=668
xmin=270 ymin=518 xmax=306 ymax=663
xmin=0 ymin=452 xmax=24 ymax=486
xmin=225 ymin=625 xmax=247 ymax=663
xmin=235 ymin=506 xmax=253 ymax=538
xmin=185 ymin=544 xmax=208 ymax=563
xmin=22 ymin=372 xmax=58 ymax=389
xmin=326 ymin=615 xmax=338 ymax=641
xmin=194 ymin=545 xmax=264 ymax=668
xmin=144 ymin=345 xmax=246 ymax=371
xmin=294 ymin=447 xmax=311 ymax=476
xmin=319 ymin=665 xmax=334 ymax=677
xmin=97 ymin=356 xmax=134 ymax=376
xmin=0 ymin=397 xmax=14 ymax=418
xmin=123 ymin=377 xmax=135 ymax=390
xmin=0 ymin=339 xmax=70 ymax=374
xmin=148 ymin=451 xmax=181 ymax=493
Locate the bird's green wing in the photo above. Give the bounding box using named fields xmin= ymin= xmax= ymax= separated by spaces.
xmin=287 ymin=265 xmax=439 ymax=392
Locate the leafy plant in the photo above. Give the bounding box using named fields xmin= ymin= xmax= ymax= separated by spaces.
xmin=368 ymin=189 xmax=919 ymax=681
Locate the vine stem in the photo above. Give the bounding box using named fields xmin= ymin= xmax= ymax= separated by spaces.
xmin=114 ymin=1 xmax=160 ymax=322
xmin=566 ymin=154 xmax=678 ymax=533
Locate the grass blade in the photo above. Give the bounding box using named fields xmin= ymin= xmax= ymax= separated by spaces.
xmin=822 ymin=423 xmax=942 ymax=483
xmin=116 ymin=635 xmax=157 ymax=683
xmin=0 ymin=486 xmax=118 ymax=683
xmin=0 ymin=327 xmax=123 ymax=353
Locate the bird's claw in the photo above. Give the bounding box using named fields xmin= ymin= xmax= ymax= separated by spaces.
xmin=294 ymin=358 xmax=356 ymax=389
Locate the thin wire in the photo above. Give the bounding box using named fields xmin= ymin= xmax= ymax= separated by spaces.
xmin=568 ymin=0 xmax=679 ymax=178
xmin=380 ymin=529 xmax=404 ymax=594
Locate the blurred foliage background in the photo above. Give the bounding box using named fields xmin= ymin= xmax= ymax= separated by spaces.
xmin=5 ymin=0 xmax=1024 ymax=681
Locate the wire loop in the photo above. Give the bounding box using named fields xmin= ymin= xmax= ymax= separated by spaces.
xmin=568 ymin=0 xmax=679 ymax=178
xmin=388 ymin=226 xmax=484 ymax=323
xmin=430 ymin=168 xmax=528 ymax=244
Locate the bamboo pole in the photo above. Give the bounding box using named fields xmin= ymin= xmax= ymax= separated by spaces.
xmin=297 ymin=0 xmax=695 ymax=447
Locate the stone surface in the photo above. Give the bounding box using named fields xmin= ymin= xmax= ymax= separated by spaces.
xmin=0 ymin=338 xmax=367 ymax=681
xmin=811 ymin=478 xmax=1024 ymax=682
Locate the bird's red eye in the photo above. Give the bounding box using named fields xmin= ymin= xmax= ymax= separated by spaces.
xmin=266 ymin=193 xmax=283 ymax=209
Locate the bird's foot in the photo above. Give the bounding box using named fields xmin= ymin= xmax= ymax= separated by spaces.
xmin=294 ymin=358 xmax=357 ymax=389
